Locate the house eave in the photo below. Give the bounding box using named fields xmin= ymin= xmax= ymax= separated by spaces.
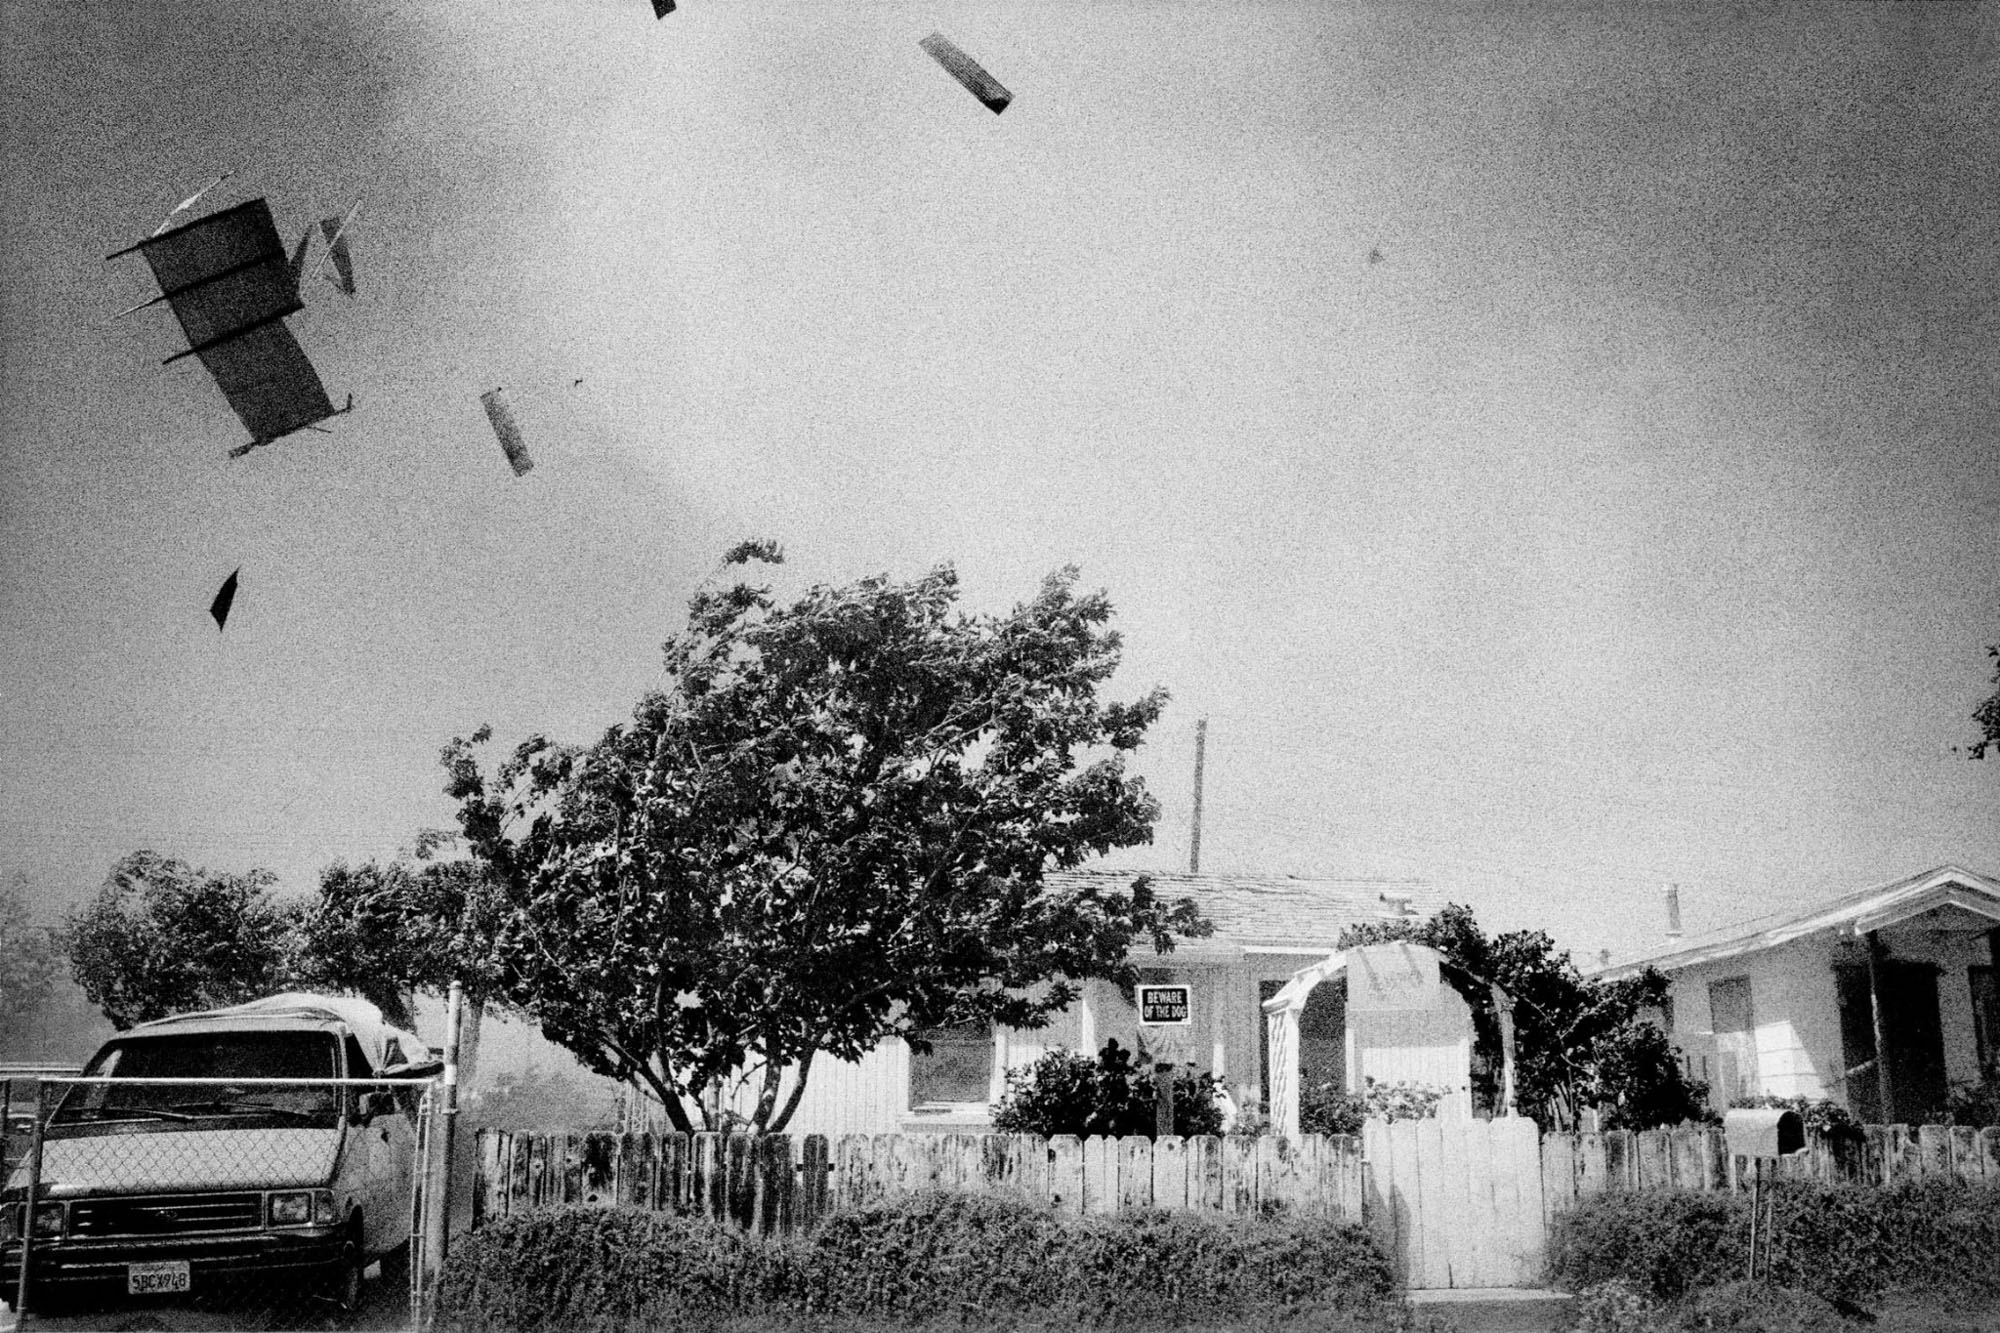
xmin=1596 ymin=865 xmax=2000 ymax=981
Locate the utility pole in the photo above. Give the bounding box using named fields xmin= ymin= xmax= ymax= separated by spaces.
xmin=1189 ymin=717 xmax=1207 ymax=874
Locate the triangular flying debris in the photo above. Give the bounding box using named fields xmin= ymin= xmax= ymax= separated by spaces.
xmin=482 ymin=388 xmax=534 ymax=476
xmin=210 ymin=568 xmax=240 ymax=630
xmin=919 ymin=33 xmax=1011 ymax=114
xmin=317 ymin=215 xmax=356 ymax=296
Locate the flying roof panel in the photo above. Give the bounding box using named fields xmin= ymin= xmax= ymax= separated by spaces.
xmin=196 ymin=319 xmax=337 ymax=444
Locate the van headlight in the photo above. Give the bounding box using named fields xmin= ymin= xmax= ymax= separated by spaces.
xmin=313 ymin=1191 xmax=336 ymax=1225
xmin=30 ymin=1203 xmax=64 ymax=1238
xmin=267 ymin=1192 xmax=314 ymax=1227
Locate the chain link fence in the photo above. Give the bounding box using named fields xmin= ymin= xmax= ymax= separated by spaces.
xmin=3 ymin=1073 xmax=451 ymax=1330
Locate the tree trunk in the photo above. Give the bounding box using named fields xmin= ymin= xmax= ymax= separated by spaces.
xmin=456 ymin=994 xmax=485 ymax=1089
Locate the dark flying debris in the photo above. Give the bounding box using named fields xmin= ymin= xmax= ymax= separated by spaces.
xmin=919 ymin=33 xmax=1011 ymax=114
xmin=210 ymin=568 xmax=240 ymax=631
xmin=652 ymin=0 xmax=674 ymax=15
xmin=108 ymin=198 xmax=351 ymax=456
xmin=482 ymin=388 xmax=534 ymax=476
xmin=1368 ymin=247 xmax=1384 ymax=265
xmin=288 ymin=228 xmax=315 ymax=290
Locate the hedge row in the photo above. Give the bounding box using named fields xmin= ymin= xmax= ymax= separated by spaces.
xmin=1547 ymin=1177 xmax=2000 ymax=1306
xmin=430 ymin=1192 xmax=1402 ymax=1333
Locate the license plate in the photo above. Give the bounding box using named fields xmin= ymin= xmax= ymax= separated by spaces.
xmin=127 ymin=1260 xmax=190 ymax=1294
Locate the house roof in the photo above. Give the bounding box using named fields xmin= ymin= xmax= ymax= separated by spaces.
xmin=1043 ymin=868 xmax=1447 ymax=955
xmin=1596 ymin=864 xmax=2000 ymax=980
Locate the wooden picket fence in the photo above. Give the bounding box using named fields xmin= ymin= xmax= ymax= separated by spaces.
xmin=473 ymin=1129 xmax=1365 ymax=1235
xmin=474 ymin=1121 xmax=2000 ymax=1291
xmin=1541 ymin=1122 xmax=2000 ymax=1217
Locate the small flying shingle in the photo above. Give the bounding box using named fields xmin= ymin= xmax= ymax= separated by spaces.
xmin=919 ymin=33 xmax=1011 ymax=114
xmin=652 ymin=0 xmax=674 ymax=15
xmin=210 ymin=568 xmax=240 ymax=631
xmin=482 ymin=388 xmax=534 ymax=476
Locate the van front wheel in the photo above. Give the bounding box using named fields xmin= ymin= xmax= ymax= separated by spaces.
xmin=321 ymin=1237 xmax=364 ymax=1320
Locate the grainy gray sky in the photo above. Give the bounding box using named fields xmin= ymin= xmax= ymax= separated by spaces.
xmin=2 ymin=0 xmax=1996 ymax=975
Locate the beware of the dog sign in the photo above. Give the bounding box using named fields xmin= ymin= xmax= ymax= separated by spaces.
xmin=1138 ymin=985 xmax=1191 ymax=1025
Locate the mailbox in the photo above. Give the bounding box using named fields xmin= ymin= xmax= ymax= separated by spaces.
xmin=1723 ymin=1107 xmax=1804 ymax=1158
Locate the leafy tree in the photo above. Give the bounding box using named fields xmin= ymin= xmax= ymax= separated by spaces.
xmin=0 ymin=872 xmax=60 ymax=1052
xmin=61 ymin=852 xmax=295 ymax=1030
xmin=429 ymin=547 xmax=1208 ymax=1133
xmin=1969 ymin=643 xmax=2000 ymax=759
xmin=291 ymin=856 xmax=509 ymax=1058
xmin=1337 ymin=905 xmax=1707 ymax=1131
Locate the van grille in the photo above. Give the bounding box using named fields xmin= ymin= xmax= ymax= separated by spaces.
xmin=69 ymin=1193 xmax=264 ymax=1235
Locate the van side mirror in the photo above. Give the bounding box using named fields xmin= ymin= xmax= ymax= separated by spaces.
xmin=358 ymin=1090 xmax=397 ymax=1122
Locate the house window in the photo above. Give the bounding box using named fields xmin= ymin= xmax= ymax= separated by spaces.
xmin=908 ymin=1022 xmax=991 ymax=1108
xmin=1708 ymin=976 xmax=1758 ymax=1106
xmin=1972 ymin=966 xmax=1999 ymax=1078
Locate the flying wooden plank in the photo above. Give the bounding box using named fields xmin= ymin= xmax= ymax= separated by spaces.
xmin=482 ymin=388 xmax=534 ymax=476
xmin=919 ymin=33 xmax=1011 ymax=114
xmin=109 ymin=197 xmax=352 ymax=456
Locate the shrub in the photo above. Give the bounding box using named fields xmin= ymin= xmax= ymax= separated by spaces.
xmin=990 ymin=1040 xmax=1225 ymax=1139
xmin=1548 ymin=1178 xmax=2000 ymax=1307
xmin=1930 ymin=1074 xmax=2000 ymax=1128
xmin=435 ymin=1192 xmax=1401 ymax=1331
xmin=795 ymin=1190 xmax=1077 ymax=1316
xmin=802 ymin=1190 xmax=1394 ymax=1323
xmin=1548 ymin=1190 xmax=1745 ymax=1301
xmin=429 ymin=1205 xmax=792 ymax=1332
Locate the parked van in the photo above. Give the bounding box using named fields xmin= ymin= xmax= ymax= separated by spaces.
xmin=1 ymin=993 xmax=437 ymax=1316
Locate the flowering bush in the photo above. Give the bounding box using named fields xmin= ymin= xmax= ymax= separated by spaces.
xmin=1301 ymin=1078 xmax=1449 ymax=1137
xmin=1727 ymin=1094 xmax=1861 ymax=1142
xmin=989 ymin=1040 xmax=1225 ymax=1139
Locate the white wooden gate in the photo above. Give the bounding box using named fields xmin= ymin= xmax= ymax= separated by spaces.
xmin=1363 ymin=1117 xmax=1545 ymax=1289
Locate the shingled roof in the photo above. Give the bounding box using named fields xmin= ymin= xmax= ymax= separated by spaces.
xmin=1043 ymin=868 xmax=1446 ymax=955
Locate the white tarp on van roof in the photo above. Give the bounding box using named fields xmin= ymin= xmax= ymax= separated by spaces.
xmin=136 ymin=992 xmax=430 ymax=1074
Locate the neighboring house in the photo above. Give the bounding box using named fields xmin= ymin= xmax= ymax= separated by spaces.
xmin=1598 ymin=865 xmax=2000 ymax=1124
xmin=710 ymin=869 xmax=1444 ymax=1137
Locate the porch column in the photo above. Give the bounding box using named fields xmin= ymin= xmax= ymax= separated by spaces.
xmin=1865 ymin=930 xmax=1898 ymax=1125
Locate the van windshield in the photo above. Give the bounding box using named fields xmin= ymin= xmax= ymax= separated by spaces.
xmin=53 ymin=1031 xmax=341 ymax=1128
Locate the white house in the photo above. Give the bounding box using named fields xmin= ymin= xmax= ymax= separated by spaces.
xmin=1598 ymin=865 xmax=2000 ymax=1124
xmin=709 ymin=869 xmax=1446 ymax=1136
